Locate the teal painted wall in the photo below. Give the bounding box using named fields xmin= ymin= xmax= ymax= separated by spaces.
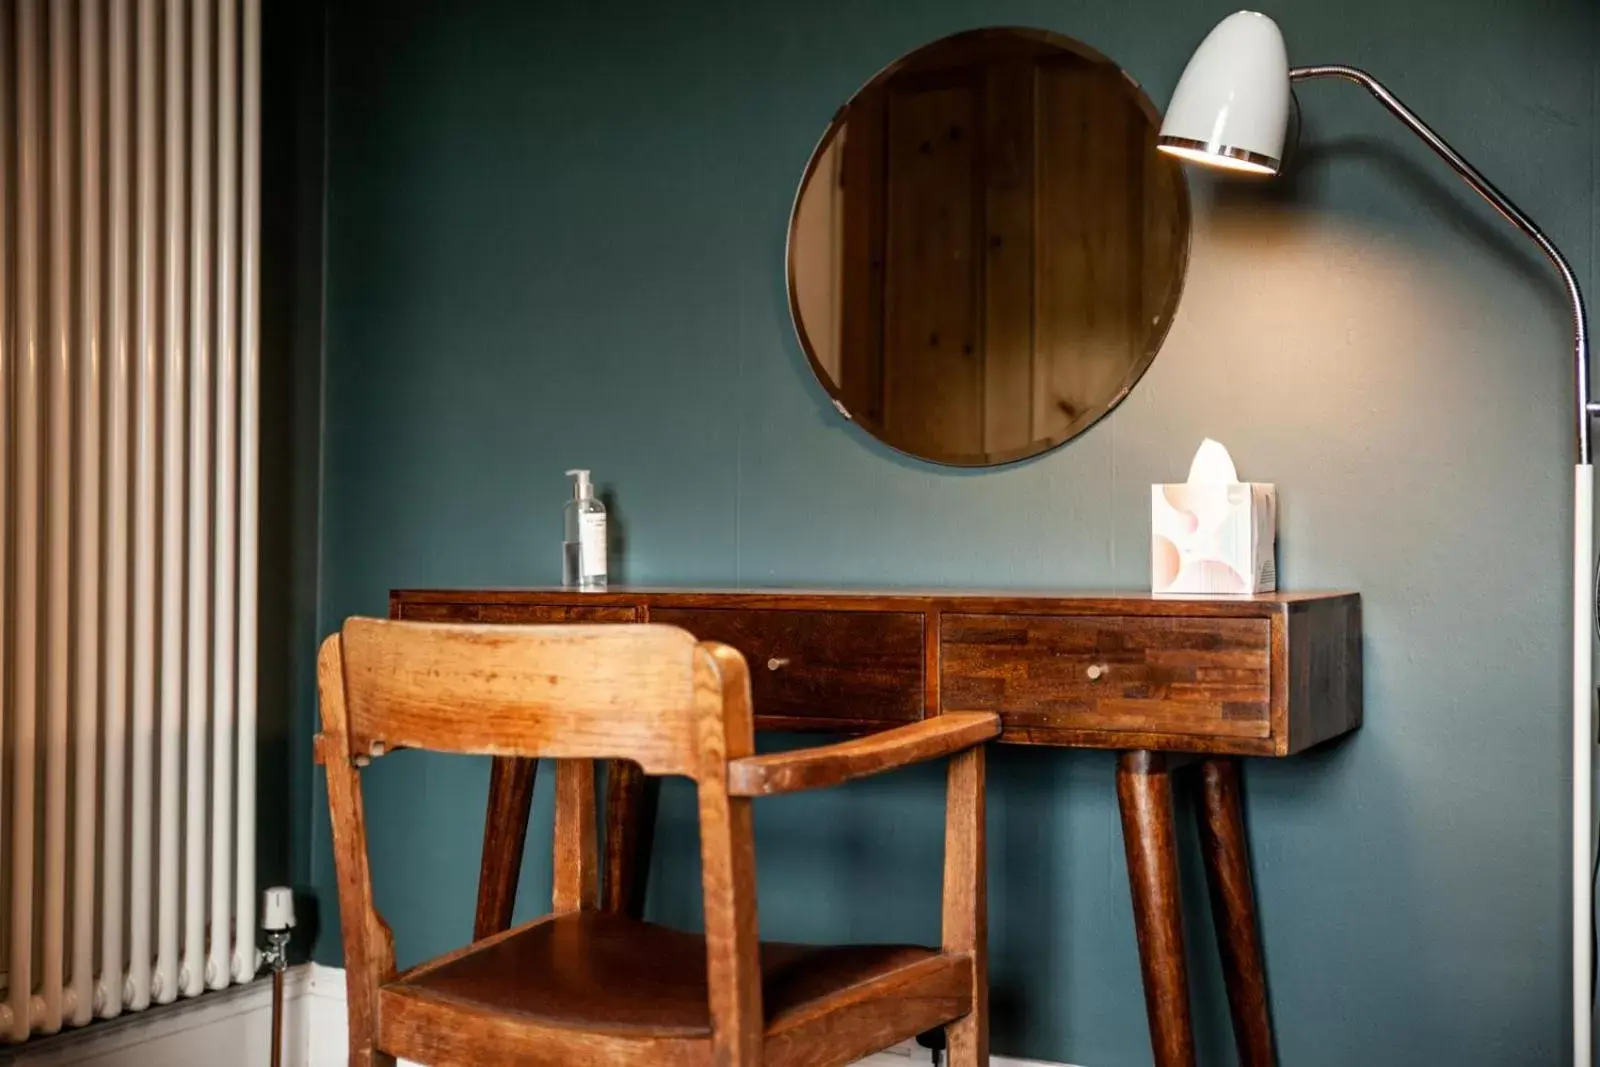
xmin=312 ymin=1 xmax=1599 ymax=1062
xmin=263 ymin=0 xmax=326 ymax=909
xmin=253 ymin=0 xmax=325 ymax=921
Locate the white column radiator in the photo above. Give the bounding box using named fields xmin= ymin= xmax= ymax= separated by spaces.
xmin=0 ymin=0 xmax=262 ymax=1043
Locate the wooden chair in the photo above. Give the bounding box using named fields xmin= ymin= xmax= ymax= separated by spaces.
xmin=315 ymin=618 xmax=999 ymax=1067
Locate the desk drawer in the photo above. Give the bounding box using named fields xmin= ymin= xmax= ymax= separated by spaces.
xmin=652 ymin=608 xmax=924 ymax=728
xmin=395 ymin=601 xmax=638 ymax=624
xmin=941 ymin=614 xmax=1270 ymax=740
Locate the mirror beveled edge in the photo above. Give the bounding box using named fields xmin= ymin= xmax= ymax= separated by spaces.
xmin=784 ymin=26 xmax=1193 ymax=468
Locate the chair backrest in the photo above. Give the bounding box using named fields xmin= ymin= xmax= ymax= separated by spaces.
xmin=327 ymin=617 xmax=745 ymax=779
xmin=318 ymin=617 xmax=764 ymax=1065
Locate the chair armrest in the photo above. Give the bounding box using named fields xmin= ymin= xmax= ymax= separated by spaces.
xmin=726 ymin=712 xmax=1000 ymax=797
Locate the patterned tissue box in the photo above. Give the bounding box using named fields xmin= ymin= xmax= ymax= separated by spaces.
xmin=1151 ymin=439 xmax=1276 ymax=595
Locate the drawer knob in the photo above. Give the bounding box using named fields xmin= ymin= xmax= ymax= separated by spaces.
xmin=767 ymin=657 xmax=790 ymax=672
xmin=1086 ymin=664 xmax=1108 ymax=681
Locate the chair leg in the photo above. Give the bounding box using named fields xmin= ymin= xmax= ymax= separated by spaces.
xmin=348 ymin=1051 xmax=396 ymax=1067
xmin=345 ymin=986 xmax=394 ymax=1067
xmin=346 ymin=1009 xmax=396 ymax=1067
xmin=943 ymin=746 xmax=988 ymax=1067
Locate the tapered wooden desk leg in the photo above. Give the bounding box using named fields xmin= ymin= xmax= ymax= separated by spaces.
xmin=603 ymin=759 xmax=659 ymax=917
xmin=1197 ymin=758 xmax=1276 ymax=1067
xmin=1117 ymin=750 xmax=1197 ymax=1067
xmin=473 ymin=756 xmax=538 ymax=940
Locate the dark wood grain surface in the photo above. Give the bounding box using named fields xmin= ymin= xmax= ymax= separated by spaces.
xmin=1117 ymin=751 xmax=1196 ymax=1067
xmin=323 ymin=619 xmax=992 ymax=1067
xmin=1285 ymin=595 xmax=1363 ymax=755
xmin=391 ymin=600 xmax=644 ymax=939
xmin=1197 ymin=758 xmax=1275 ymax=1067
xmin=603 ymin=761 xmax=658 ymax=917
xmin=727 ymin=713 xmax=999 ymax=796
xmin=392 ymin=599 xmax=639 ymax=625
xmin=941 ymin=613 xmax=1271 ymax=740
xmin=651 ymin=607 xmax=926 ymax=728
xmin=390 ymin=587 xmax=1361 ymax=756
xmin=394 ymin=586 xmax=1349 ymax=612
xmin=381 ymin=912 xmax=974 ymax=1067
xmin=394 ymin=911 xmax=947 ymax=1037
xmin=472 ymin=757 xmax=538 ymax=941
xmin=942 ymin=745 xmax=989 ymax=1065
xmin=386 ymin=586 xmax=1360 ymax=1067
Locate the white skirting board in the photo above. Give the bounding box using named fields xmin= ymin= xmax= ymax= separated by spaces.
xmin=3 ymin=968 xmax=314 ymax=1067
xmin=5 ymin=964 xmax=1075 ymax=1067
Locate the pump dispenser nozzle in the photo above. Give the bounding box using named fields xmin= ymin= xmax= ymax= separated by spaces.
xmin=566 ymin=469 xmax=593 ymax=501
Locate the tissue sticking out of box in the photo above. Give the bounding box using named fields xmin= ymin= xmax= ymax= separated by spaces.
xmin=1187 ymin=437 xmax=1238 ymax=483
xmin=1152 ymin=439 xmax=1277 ymax=595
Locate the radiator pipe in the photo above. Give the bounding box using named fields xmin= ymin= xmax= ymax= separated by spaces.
xmin=261 ymin=888 xmax=296 ymax=1067
xmin=0 ymin=0 xmax=16 ymax=1034
xmin=10 ymin=0 xmax=45 ymax=1039
xmin=126 ymin=0 xmax=162 ymax=1014
xmin=71 ymin=0 xmax=105 ymax=1028
xmin=212 ymin=0 xmax=243 ymax=994
xmin=41 ymin=0 xmax=75 ymax=1035
xmin=182 ymin=0 xmax=216 ymax=1001
xmin=155 ymin=0 xmax=187 ymax=1005
xmin=100 ymin=0 xmax=134 ymax=1020
xmin=270 ymin=971 xmax=284 ymax=1067
xmin=234 ymin=0 xmax=264 ymax=982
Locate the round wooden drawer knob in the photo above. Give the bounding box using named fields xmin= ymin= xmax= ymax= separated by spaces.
xmin=767 ymin=657 xmax=790 ymax=671
xmin=1086 ymin=664 xmax=1107 ymax=681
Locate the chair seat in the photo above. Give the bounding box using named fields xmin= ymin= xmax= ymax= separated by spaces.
xmin=383 ymin=911 xmax=950 ymax=1039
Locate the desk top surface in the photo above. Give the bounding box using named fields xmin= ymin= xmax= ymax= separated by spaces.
xmin=388 ymin=587 xmax=1361 ymax=756
xmin=393 ymin=586 xmax=1355 ymax=611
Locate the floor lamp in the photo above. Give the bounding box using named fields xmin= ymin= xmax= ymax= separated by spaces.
xmin=1157 ymin=11 xmax=1594 ymax=1064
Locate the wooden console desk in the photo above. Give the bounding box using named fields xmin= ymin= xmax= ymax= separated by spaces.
xmin=390 ymin=587 xmax=1362 ymax=1067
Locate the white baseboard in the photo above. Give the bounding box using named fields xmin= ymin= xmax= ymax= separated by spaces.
xmin=4 ymin=968 xmax=316 ymax=1067
xmin=5 ymin=963 xmax=1075 ymax=1067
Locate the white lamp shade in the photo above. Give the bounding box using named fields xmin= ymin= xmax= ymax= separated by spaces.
xmin=1158 ymin=11 xmax=1291 ymax=175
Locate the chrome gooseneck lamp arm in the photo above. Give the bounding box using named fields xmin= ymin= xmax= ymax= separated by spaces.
xmin=1290 ymin=64 xmax=1593 ymax=461
xmin=1160 ymin=14 xmax=1594 ymax=1067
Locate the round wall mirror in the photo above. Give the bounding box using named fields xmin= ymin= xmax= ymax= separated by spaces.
xmin=788 ymin=28 xmax=1191 ymax=466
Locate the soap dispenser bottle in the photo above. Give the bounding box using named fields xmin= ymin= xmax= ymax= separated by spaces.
xmin=562 ymin=469 xmax=607 ymax=590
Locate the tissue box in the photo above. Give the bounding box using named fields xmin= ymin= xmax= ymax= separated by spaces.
xmin=1152 ymin=440 xmax=1277 ymax=595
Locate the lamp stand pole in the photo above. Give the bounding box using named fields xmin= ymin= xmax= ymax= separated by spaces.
xmin=1289 ymin=64 xmax=1595 ymax=1066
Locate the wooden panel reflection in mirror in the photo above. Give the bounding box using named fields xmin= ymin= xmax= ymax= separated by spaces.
xmin=789 ymin=28 xmax=1190 ymax=466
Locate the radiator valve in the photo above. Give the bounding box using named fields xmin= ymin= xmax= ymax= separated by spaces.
xmin=261 ymin=886 xmax=295 ymax=973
